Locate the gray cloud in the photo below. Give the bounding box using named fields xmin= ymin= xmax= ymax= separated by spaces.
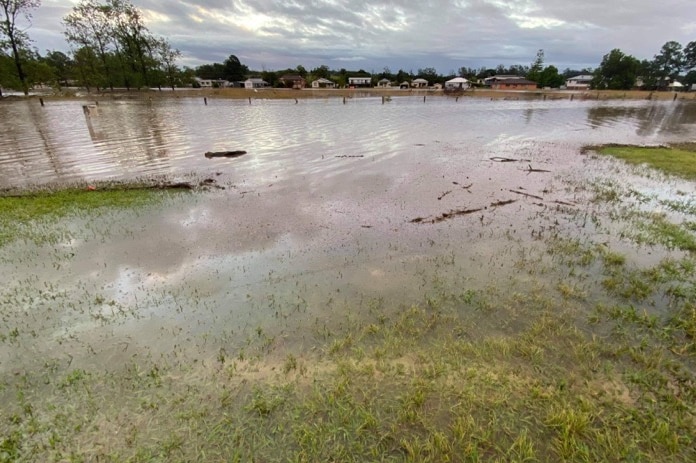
xmin=28 ymin=0 xmax=696 ymax=72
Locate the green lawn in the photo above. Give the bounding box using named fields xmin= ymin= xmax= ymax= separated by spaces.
xmin=597 ymin=144 xmax=696 ymax=180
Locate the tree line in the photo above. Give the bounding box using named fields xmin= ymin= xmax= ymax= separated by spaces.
xmin=592 ymin=42 xmax=696 ymax=90
xmin=1 ymin=0 xmax=694 ymax=94
xmin=1 ymin=0 xmax=184 ymax=96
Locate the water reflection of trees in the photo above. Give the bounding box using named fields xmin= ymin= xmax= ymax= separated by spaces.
xmin=0 ymin=102 xmax=70 ymax=187
xmin=85 ymin=100 xmax=183 ymax=173
xmin=586 ymin=102 xmax=696 ymax=136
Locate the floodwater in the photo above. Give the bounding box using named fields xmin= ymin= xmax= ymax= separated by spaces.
xmin=1 ymin=96 xmax=696 ymax=373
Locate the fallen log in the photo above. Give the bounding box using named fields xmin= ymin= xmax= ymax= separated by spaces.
xmin=525 ymin=164 xmax=551 ymax=173
xmin=509 ymin=189 xmax=543 ymax=200
xmin=205 ymin=150 xmax=247 ymax=158
xmin=490 ymin=157 xmax=531 ymax=163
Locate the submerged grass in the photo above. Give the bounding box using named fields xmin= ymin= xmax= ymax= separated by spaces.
xmin=2 ymin=285 xmax=694 ymax=462
xmin=593 ymin=144 xmax=696 ymax=181
xmin=2 ymin=163 xmax=696 ymax=461
xmin=0 ymin=187 xmax=178 ymax=247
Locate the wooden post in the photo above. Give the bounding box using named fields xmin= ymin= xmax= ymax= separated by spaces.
xmin=39 ymin=98 xmax=44 ymax=107
xmin=570 ymin=94 xmax=574 ymax=101
xmin=204 ymin=97 xmax=207 ymax=105
xmin=423 ymin=96 xmax=426 ymax=103
xmin=248 ymin=97 xmax=252 ymax=104
xmin=343 ymin=96 xmax=346 ymax=104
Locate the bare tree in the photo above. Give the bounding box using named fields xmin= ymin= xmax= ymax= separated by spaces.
xmin=0 ymin=0 xmax=40 ymax=95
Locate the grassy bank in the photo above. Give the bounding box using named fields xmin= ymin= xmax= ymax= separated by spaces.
xmin=591 ymin=143 xmax=696 ymax=181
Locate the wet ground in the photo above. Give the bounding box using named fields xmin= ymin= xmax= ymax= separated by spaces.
xmin=1 ymin=96 xmax=696 ymax=373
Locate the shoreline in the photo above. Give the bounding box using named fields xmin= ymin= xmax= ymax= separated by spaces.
xmin=3 ymin=86 xmax=695 ymax=102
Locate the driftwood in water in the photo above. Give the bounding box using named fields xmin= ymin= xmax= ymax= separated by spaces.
xmin=509 ymin=189 xmax=544 ymax=200
xmin=490 ymin=156 xmax=531 ymax=163
xmin=205 ymin=150 xmax=247 ymax=159
xmin=525 ymin=164 xmax=551 ymax=173
xmin=335 ymin=155 xmax=364 ymax=158
xmin=437 ymin=190 xmax=452 ymax=200
xmin=410 ymin=198 xmax=518 ymax=224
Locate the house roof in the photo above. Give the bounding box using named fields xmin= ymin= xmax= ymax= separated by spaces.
xmin=492 ymin=78 xmax=536 ymax=85
xmin=446 ymin=77 xmax=469 ymax=83
xmin=279 ymin=74 xmax=305 ymax=81
xmin=378 ymin=78 xmax=391 ymax=83
xmin=568 ymin=75 xmax=593 ymax=82
xmin=245 ymin=78 xmax=268 ymax=83
xmin=313 ymin=78 xmax=334 ymax=84
xmin=412 ymin=78 xmax=429 ymax=83
xmin=484 ymin=75 xmax=521 ymax=82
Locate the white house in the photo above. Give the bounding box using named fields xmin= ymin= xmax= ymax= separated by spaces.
xmin=411 ymin=78 xmax=429 ymax=88
xmin=565 ymin=75 xmax=593 ymax=90
xmin=348 ymin=76 xmax=371 ymax=87
xmin=195 ymin=77 xmax=229 ymax=88
xmin=377 ymin=78 xmax=391 ymax=87
xmin=312 ymin=78 xmax=336 ymax=88
xmin=445 ymin=77 xmax=470 ymax=90
xmin=244 ymin=78 xmax=269 ymax=89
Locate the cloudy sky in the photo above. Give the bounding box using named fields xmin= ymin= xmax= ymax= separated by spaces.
xmin=29 ymin=0 xmax=696 ymax=73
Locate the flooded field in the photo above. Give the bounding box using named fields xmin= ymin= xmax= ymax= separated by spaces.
xmin=1 ymin=96 xmax=695 ymax=461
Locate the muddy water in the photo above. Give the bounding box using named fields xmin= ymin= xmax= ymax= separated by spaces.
xmin=1 ymin=97 xmax=696 ymax=373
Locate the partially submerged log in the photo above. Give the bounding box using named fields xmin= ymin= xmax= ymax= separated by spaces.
xmin=205 ymin=150 xmax=247 ymax=159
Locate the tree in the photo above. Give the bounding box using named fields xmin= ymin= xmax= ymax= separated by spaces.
xmin=152 ymin=37 xmax=180 ymax=90
xmin=310 ymin=65 xmax=330 ymax=79
xmin=222 ymin=54 xmax=247 ymax=82
xmin=591 ymin=48 xmax=639 ymax=90
xmin=683 ymin=41 xmax=696 ymax=71
xmin=538 ymin=65 xmax=563 ymax=88
xmin=652 ymin=41 xmax=684 ymax=84
xmin=417 ymin=67 xmax=438 ymax=83
xmin=0 ymin=0 xmax=41 ymax=95
xmin=43 ymin=50 xmax=73 ymax=87
xmin=63 ymin=0 xmax=115 ymax=90
xmin=526 ymin=49 xmax=544 ymax=84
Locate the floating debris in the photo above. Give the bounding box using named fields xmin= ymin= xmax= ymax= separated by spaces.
xmin=205 ymin=150 xmax=247 ymax=158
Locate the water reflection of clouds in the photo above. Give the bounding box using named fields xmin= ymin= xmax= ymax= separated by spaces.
xmin=2 ymin=98 xmax=696 ymax=191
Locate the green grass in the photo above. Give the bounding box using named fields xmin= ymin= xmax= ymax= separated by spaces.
xmin=0 ymin=187 xmax=176 ymax=247
xmin=595 ymin=144 xmax=696 ymax=181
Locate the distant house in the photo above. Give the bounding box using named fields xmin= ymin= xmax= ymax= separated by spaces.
xmin=278 ymin=74 xmax=306 ymax=89
xmin=348 ymin=76 xmax=371 ymax=87
xmin=566 ymin=74 xmax=593 ymax=90
xmin=668 ymin=80 xmax=684 ymax=91
xmin=195 ymin=77 xmax=229 ymax=88
xmin=488 ymin=77 xmax=537 ymax=90
xmin=399 ymin=81 xmax=410 ymax=89
xmin=483 ymin=75 xmax=521 ymax=86
xmin=244 ymin=78 xmax=269 ymax=89
xmin=377 ymin=78 xmax=391 ymax=88
xmin=411 ymin=78 xmax=429 ymax=88
xmin=445 ymin=77 xmax=470 ymax=90
xmin=311 ymin=78 xmax=336 ymax=88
